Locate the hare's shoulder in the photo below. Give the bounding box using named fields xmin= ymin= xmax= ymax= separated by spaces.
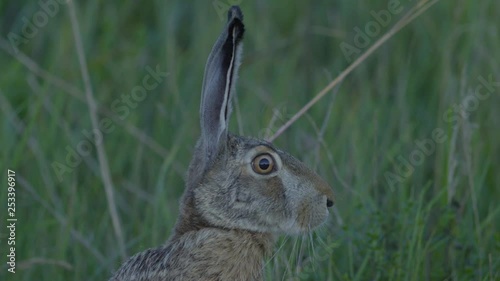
xmin=111 ymin=228 xmax=270 ymax=280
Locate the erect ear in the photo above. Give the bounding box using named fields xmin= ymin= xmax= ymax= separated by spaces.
xmin=200 ymin=6 xmax=245 ymax=163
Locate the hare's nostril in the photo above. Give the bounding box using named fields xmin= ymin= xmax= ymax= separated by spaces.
xmin=326 ymin=199 xmax=334 ymax=208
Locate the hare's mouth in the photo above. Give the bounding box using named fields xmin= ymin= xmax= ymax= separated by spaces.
xmin=293 ymin=198 xmax=330 ymax=233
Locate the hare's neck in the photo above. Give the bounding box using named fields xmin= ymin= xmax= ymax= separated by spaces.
xmin=212 ymin=230 xmax=274 ymax=278
xmin=170 ymin=228 xmax=275 ymax=280
xmin=169 ymin=191 xmax=275 ymax=258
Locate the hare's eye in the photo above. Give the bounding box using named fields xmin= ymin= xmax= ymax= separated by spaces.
xmin=252 ymin=153 xmax=275 ymax=175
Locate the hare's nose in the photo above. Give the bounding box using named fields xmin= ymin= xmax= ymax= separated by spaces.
xmin=326 ymin=199 xmax=334 ymax=208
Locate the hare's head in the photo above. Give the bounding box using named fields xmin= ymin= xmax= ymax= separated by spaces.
xmin=183 ymin=6 xmax=334 ymax=236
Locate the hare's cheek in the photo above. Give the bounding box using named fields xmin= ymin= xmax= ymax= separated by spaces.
xmin=235 ymin=186 xmax=252 ymax=203
xmin=259 ymin=177 xmax=286 ymax=201
xmin=232 ymin=175 xmax=261 ymax=204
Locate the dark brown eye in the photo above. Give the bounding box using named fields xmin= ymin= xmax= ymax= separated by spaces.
xmin=252 ymin=153 xmax=275 ymax=175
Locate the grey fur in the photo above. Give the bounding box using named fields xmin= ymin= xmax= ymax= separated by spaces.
xmin=110 ymin=6 xmax=334 ymax=281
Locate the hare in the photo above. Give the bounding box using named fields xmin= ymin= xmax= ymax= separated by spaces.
xmin=110 ymin=6 xmax=334 ymax=281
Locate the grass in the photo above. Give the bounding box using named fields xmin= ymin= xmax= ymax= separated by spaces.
xmin=1 ymin=0 xmax=499 ymax=280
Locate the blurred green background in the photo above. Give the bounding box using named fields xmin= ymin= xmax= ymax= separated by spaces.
xmin=1 ymin=0 xmax=499 ymax=280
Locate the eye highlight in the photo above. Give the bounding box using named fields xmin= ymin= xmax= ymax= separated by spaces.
xmin=251 ymin=153 xmax=275 ymax=175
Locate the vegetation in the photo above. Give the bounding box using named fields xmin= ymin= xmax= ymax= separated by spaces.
xmin=1 ymin=0 xmax=498 ymax=280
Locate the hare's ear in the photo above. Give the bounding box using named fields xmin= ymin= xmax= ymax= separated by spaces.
xmin=200 ymin=6 xmax=244 ymax=163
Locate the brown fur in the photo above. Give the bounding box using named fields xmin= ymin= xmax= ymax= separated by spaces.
xmin=110 ymin=228 xmax=274 ymax=281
